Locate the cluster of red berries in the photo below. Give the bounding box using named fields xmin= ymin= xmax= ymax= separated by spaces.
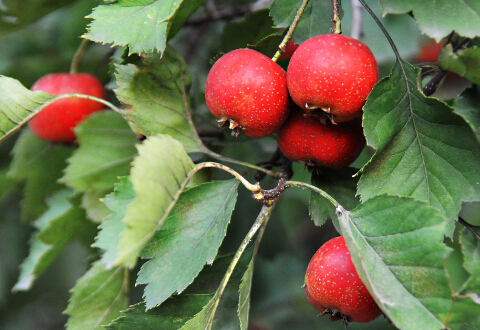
xmin=205 ymin=34 xmax=378 ymax=168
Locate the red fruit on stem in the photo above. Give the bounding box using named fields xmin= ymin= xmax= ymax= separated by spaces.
xmin=205 ymin=48 xmax=290 ymax=138
xmin=287 ymin=34 xmax=378 ymax=123
xmin=277 ymin=108 xmax=365 ymax=168
xmin=305 ymin=236 xmax=382 ymax=324
xmin=29 ymin=73 xmax=106 ymax=143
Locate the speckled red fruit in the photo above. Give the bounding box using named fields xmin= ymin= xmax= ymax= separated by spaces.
xmin=29 ymin=73 xmax=106 ymax=143
xmin=277 ymin=108 xmax=365 ymax=168
xmin=287 ymin=34 xmax=378 ymax=123
xmin=305 ymin=236 xmax=382 ymax=324
xmin=205 ymin=48 xmax=289 ymax=138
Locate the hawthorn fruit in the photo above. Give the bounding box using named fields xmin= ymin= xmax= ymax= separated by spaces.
xmin=205 ymin=48 xmax=290 ymax=138
xmin=286 ymin=34 xmax=378 ymax=123
xmin=305 ymin=236 xmax=382 ymax=324
xmin=29 ymin=73 xmax=107 ymax=143
xmin=277 ymin=108 xmax=365 ymax=168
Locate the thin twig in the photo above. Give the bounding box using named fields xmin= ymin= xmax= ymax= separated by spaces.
xmin=331 ymin=0 xmax=342 ymax=34
xmin=285 ymin=180 xmax=339 ymax=207
xmin=206 ymin=203 xmax=276 ymax=329
xmin=271 ymin=0 xmax=310 ymax=62
xmin=194 ymin=162 xmax=262 ymax=192
xmin=203 ymin=149 xmax=279 ymax=179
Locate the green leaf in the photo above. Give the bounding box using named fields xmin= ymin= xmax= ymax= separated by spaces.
xmin=60 ymin=111 xmax=137 ymax=192
xmin=460 ymin=226 xmax=480 ymax=299
xmin=380 ymin=0 xmax=480 ymax=41
xmin=0 ymin=75 xmax=54 ymax=143
xmin=453 ymin=86 xmax=480 ymax=144
xmin=115 ymin=48 xmax=204 ymax=153
xmin=8 ymin=129 xmax=73 ymax=221
xmin=269 ymin=0 xmax=342 ymax=43
xmin=116 ymin=135 xmax=195 ymax=267
xmin=137 ymin=179 xmax=239 ymax=309
xmin=338 ymin=195 xmax=480 ymax=330
xmin=65 ymin=261 xmax=128 ymax=330
xmin=105 ymin=298 xmax=213 ymax=330
xmin=358 ymin=60 xmax=480 ymax=227
xmin=95 ymin=177 xmax=136 ymax=269
xmin=437 ymin=45 xmax=480 ymax=85
xmin=12 ymin=189 xmax=87 ymax=291
xmin=309 ymin=168 xmax=360 ymax=227
xmin=81 ymin=189 xmax=112 ymax=223
xmin=85 ymin=0 xmax=204 ymax=55
xmin=238 ymin=257 xmax=254 ymax=330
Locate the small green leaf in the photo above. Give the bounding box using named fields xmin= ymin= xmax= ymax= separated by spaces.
xmin=238 ymin=257 xmax=253 ymax=330
xmin=380 ymin=0 xmax=480 ymax=41
xmin=65 ymin=261 xmax=128 ymax=330
xmin=137 ymin=179 xmax=239 ymax=309
xmin=359 ymin=59 xmax=480 ymax=227
xmin=0 ymin=76 xmax=53 ymax=143
xmin=12 ymin=189 xmax=88 ymax=291
xmin=105 ymin=298 xmax=213 ymax=330
xmin=338 ymin=195 xmax=480 ymax=330
xmin=85 ymin=0 xmax=204 ymax=55
xmin=460 ymin=226 xmax=480 ymax=298
xmin=438 ymin=46 xmax=480 ymax=85
xmin=269 ymin=0 xmax=341 ymax=43
xmin=95 ymin=177 xmax=136 ymax=269
xmin=453 ymin=86 xmax=480 ymax=143
xmin=116 ymin=135 xmax=195 ymax=267
xmin=81 ymin=189 xmax=112 ymax=223
xmin=7 ymin=129 xmax=72 ymax=221
xmin=115 ymin=48 xmax=204 ymax=153
xmin=60 ymin=111 xmax=137 ymax=192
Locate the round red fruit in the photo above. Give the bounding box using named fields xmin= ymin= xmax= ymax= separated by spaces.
xmin=205 ymin=48 xmax=290 ymax=138
xmin=277 ymin=108 xmax=365 ymax=168
xmin=305 ymin=236 xmax=382 ymax=324
xmin=287 ymin=34 xmax=378 ymax=123
xmin=29 ymin=73 xmax=107 ymax=143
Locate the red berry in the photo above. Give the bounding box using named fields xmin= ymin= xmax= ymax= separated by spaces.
xmin=277 ymin=108 xmax=365 ymax=168
xmin=305 ymin=236 xmax=382 ymax=324
xmin=205 ymin=48 xmax=290 ymax=138
xmin=29 ymin=73 xmax=107 ymax=143
xmin=415 ymin=40 xmax=443 ymax=63
xmin=287 ymin=34 xmax=378 ymax=123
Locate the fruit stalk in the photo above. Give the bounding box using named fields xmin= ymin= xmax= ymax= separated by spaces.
xmin=69 ymin=39 xmax=90 ymax=74
xmin=206 ymin=203 xmax=275 ymax=329
xmin=285 ymin=181 xmax=339 ymax=207
xmin=271 ymin=0 xmax=310 ymax=62
xmin=331 ymin=0 xmax=342 ymax=34
xmin=193 ymin=162 xmax=262 ymax=193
